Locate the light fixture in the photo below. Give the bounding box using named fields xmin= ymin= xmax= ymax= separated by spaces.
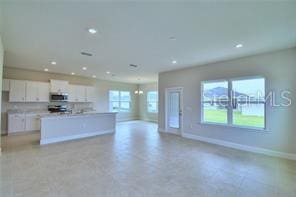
xmin=51 ymin=61 xmax=56 ymax=65
xmin=44 ymin=68 xmax=49 ymax=72
xmin=88 ymin=28 xmax=97 ymax=34
xmin=71 ymin=72 xmax=75 ymax=75
xmin=134 ymin=90 xmax=143 ymax=95
xmin=92 ymin=75 xmax=96 ymax=78
xmin=106 ymin=71 xmax=110 ymax=74
xmin=82 ymin=67 xmax=87 ymax=70
xmin=172 ymin=60 xmax=177 ymax=64
xmin=235 ymin=44 xmax=243 ymax=48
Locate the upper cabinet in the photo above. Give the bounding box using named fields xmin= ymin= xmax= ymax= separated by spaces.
xmin=6 ymin=79 xmax=94 ymax=103
xmin=9 ymin=80 xmax=26 ymax=102
xmin=50 ymin=80 xmax=68 ymax=93
xmin=85 ymin=86 xmax=96 ymax=102
xmin=68 ymin=85 xmax=96 ymax=103
xmin=26 ymin=81 xmax=49 ymax=102
xmin=9 ymin=80 xmax=49 ymax=102
xmin=38 ymin=82 xmax=50 ymax=102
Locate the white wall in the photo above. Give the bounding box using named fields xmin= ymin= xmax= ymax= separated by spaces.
xmin=159 ymin=47 xmax=296 ymax=154
xmin=138 ymin=83 xmax=158 ymax=122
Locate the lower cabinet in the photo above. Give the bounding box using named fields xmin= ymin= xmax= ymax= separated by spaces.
xmin=8 ymin=112 xmax=48 ymax=133
xmin=25 ymin=114 xmax=40 ymax=131
xmin=8 ymin=113 xmax=26 ymax=133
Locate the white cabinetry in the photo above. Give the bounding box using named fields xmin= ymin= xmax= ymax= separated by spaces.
xmin=25 ymin=81 xmax=37 ymax=102
xmin=50 ymin=80 xmax=68 ymax=93
xmin=68 ymin=85 xmax=95 ymax=102
xmin=25 ymin=113 xmax=40 ymax=131
xmin=85 ymin=86 xmax=96 ymax=102
xmin=68 ymin=85 xmax=85 ymax=102
xmin=9 ymin=80 xmax=26 ymax=102
xmin=76 ymin=85 xmax=85 ymax=102
xmin=2 ymin=79 xmax=10 ymax=91
xmin=68 ymin=85 xmax=76 ymax=102
xmin=8 ymin=113 xmax=26 ymax=133
xmin=38 ymin=82 xmax=50 ymax=102
xmin=8 ymin=112 xmax=49 ymax=133
xmin=26 ymin=81 xmax=49 ymax=102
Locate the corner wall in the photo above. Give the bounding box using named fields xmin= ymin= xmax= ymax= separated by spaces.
xmin=158 ymin=47 xmax=296 ymax=155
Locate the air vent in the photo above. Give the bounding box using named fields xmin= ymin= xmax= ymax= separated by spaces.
xmin=129 ymin=64 xmax=138 ymax=68
xmin=81 ymin=52 xmax=93 ymax=56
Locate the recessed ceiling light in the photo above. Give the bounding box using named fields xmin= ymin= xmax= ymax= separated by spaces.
xmin=51 ymin=61 xmax=56 ymax=65
xmin=71 ymin=72 xmax=75 ymax=75
xmin=92 ymin=75 xmax=96 ymax=78
xmin=235 ymin=44 xmax=243 ymax=48
xmin=172 ymin=60 xmax=177 ymax=64
xmin=106 ymin=71 xmax=110 ymax=74
xmin=81 ymin=51 xmax=93 ymax=56
xmin=169 ymin=36 xmax=176 ymax=40
xmin=129 ymin=64 xmax=138 ymax=68
xmin=82 ymin=67 xmax=87 ymax=70
xmin=44 ymin=68 xmax=49 ymax=72
xmin=88 ymin=28 xmax=97 ymax=34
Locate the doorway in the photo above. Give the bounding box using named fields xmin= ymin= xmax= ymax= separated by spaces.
xmin=165 ymin=87 xmax=183 ymax=135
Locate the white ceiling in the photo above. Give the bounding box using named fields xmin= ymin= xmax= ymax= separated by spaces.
xmin=1 ymin=1 xmax=296 ymax=84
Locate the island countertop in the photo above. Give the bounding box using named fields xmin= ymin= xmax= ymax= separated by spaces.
xmin=40 ymin=112 xmax=116 ymax=145
xmin=40 ymin=112 xmax=117 ymax=119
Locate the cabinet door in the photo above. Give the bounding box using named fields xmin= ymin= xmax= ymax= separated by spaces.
xmin=86 ymin=86 xmax=96 ymax=102
xmin=8 ymin=114 xmax=26 ymax=133
xmin=25 ymin=114 xmax=39 ymax=131
xmin=37 ymin=82 xmax=50 ymax=102
xmin=50 ymin=80 xmax=69 ymax=92
xmin=25 ymin=81 xmax=38 ymax=102
xmin=9 ymin=80 xmax=26 ymax=102
xmin=75 ymin=85 xmax=86 ymax=102
xmin=68 ymin=85 xmax=76 ymax=102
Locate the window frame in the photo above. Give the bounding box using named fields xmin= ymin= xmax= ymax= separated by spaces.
xmin=109 ymin=90 xmax=131 ymax=112
xmin=147 ymin=91 xmax=158 ymax=113
xmin=200 ymin=76 xmax=267 ymax=131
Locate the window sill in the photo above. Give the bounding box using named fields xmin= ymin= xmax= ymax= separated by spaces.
xmin=199 ymin=122 xmax=270 ymax=132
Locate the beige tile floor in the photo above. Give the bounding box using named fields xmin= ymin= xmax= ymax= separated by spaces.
xmin=1 ymin=121 xmax=296 ymax=197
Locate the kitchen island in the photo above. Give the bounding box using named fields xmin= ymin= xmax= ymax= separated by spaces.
xmin=40 ymin=112 xmax=116 ymax=145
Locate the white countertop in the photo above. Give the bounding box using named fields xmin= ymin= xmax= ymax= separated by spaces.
xmin=40 ymin=112 xmax=117 ymax=119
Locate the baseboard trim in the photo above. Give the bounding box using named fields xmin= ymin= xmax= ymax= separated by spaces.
xmin=182 ymin=132 xmax=296 ymax=161
xmin=141 ymin=118 xmax=158 ymax=123
xmin=40 ymin=129 xmax=115 ymax=145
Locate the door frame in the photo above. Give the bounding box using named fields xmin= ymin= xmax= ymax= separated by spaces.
xmin=165 ymin=87 xmax=184 ymax=135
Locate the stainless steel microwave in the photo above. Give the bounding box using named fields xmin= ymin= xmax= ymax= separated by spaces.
xmin=50 ymin=93 xmax=68 ymax=102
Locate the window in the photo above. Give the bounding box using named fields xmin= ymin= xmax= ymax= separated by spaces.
xmin=202 ymin=81 xmax=228 ymax=124
xmin=109 ymin=90 xmax=131 ymax=112
xmin=232 ymin=78 xmax=265 ymax=128
xmin=201 ymin=77 xmax=265 ymax=129
xmin=147 ymin=91 xmax=158 ymax=113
